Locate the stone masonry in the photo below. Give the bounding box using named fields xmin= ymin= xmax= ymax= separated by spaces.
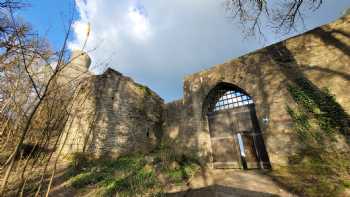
xmin=60 ymin=54 xmax=163 ymax=158
xmin=162 ymin=14 xmax=350 ymax=167
xmin=60 ymin=14 xmax=350 ymax=167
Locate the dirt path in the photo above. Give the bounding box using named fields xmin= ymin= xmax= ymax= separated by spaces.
xmin=49 ymin=163 xmax=297 ymax=197
xmin=166 ymin=169 xmax=297 ymax=197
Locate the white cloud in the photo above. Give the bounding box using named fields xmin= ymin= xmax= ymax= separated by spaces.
xmin=68 ymin=0 xmax=350 ymax=101
xmin=127 ymin=4 xmax=152 ymax=41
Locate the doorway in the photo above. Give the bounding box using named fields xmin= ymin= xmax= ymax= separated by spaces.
xmin=205 ymin=84 xmax=270 ymax=169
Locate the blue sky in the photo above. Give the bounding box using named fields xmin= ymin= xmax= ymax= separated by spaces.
xmin=19 ymin=0 xmax=350 ymax=102
xmin=18 ymin=0 xmax=77 ymax=51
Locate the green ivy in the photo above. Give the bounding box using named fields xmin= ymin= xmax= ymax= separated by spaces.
xmin=292 ymin=77 xmax=350 ymax=136
xmin=281 ymin=80 xmax=350 ymax=197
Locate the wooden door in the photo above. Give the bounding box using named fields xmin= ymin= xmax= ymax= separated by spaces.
xmin=227 ymin=105 xmax=259 ymax=169
xmin=208 ymin=111 xmax=241 ymax=169
xmin=208 ymin=104 xmax=271 ymax=169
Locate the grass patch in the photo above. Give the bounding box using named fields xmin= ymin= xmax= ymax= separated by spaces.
xmin=165 ymin=162 xmax=200 ymax=185
xmin=65 ymin=149 xmax=200 ymax=197
xmin=66 ymin=153 xmax=153 ymax=196
xmin=100 ymin=167 xmax=157 ymax=196
xmin=152 ymin=142 xmax=201 ymax=185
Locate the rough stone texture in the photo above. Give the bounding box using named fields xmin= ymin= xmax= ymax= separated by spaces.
xmin=162 ymin=100 xmax=184 ymax=142
xmin=57 ymin=50 xmax=92 ymax=85
xmin=163 ymin=15 xmax=350 ymax=167
xmin=61 ymin=15 xmax=349 ymax=166
xmin=60 ymin=67 xmax=164 ymax=158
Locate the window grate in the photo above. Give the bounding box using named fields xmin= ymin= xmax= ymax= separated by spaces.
xmin=212 ymin=90 xmax=253 ymax=112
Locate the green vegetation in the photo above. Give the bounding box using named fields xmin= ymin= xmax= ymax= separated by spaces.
xmin=152 ymin=142 xmax=200 ymax=185
xmin=272 ymin=78 xmax=350 ymax=197
xmin=135 ymin=84 xmax=153 ymax=96
xmin=290 ymin=77 xmax=349 ymax=136
xmin=165 ymin=163 xmax=199 ymax=185
xmin=65 ymin=146 xmax=200 ymax=197
xmin=65 ymin=153 xmax=159 ymax=196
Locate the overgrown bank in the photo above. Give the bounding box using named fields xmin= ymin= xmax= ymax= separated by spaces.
xmin=61 ymin=144 xmax=200 ymax=197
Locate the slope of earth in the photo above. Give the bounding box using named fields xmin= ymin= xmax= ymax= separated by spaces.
xmin=49 ymin=155 xmax=296 ymax=197
xmin=166 ymin=169 xmax=296 ymax=197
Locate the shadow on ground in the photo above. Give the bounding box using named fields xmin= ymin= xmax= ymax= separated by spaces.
xmin=165 ymin=184 xmax=279 ymax=197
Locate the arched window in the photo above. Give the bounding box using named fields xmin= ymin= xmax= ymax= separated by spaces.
xmin=205 ymin=83 xmax=254 ymax=114
xmin=212 ymin=90 xmax=253 ymax=112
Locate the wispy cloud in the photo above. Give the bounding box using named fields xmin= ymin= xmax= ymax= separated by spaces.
xmin=69 ymin=0 xmax=349 ymax=101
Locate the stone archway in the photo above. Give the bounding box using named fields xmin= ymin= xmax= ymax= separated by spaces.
xmin=204 ymin=82 xmax=271 ymax=169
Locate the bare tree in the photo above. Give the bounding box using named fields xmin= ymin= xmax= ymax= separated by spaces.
xmin=0 ymin=1 xmax=94 ymax=196
xmin=225 ymin=0 xmax=324 ymax=36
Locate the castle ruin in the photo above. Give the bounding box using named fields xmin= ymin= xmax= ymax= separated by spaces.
xmin=59 ymin=14 xmax=350 ymax=169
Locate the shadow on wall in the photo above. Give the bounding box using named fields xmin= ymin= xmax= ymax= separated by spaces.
xmin=299 ymin=28 xmax=350 ymax=87
xmin=267 ymin=41 xmax=350 ymax=138
xmin=166 ymin=52 xmax=283 ymax=167
xmin=165 ymin=185 xmax=279 ymax=197
xmin=263 ymin=28 xmax=350 ymax=196
xmin=81 ymin=69 xmax=163 ymax=158
xmin=299 ymin=65 xmax=350 ymax=81
xmin=312 ymin=27 xmax=350 ymax=56
xmin=164 ymin=15 xmax=350 ymax=171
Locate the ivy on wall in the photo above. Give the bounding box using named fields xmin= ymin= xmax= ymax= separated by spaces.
xmin=290 ymin=77 xmax=350 ymax=137
xmin=273 ymin=76 xmax=350 ymax=197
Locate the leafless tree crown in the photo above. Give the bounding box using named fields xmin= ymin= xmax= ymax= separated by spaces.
xmin=225 ymin=0 xmax=324 ymax=36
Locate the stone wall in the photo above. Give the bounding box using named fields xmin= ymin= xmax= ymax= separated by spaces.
xmin=162 ymin=100 xmax=184 ymax=142
xmin=280 ymin=14 xmax=350 ymax=114
xmin=163 ymin=14 xmax=350 ymax=167
xmin=60 ymin=15 xmax=349 ymax=166
xmin=60 ymin=67 xmax=164 ymax=158
xmin=58 ymin=50 xmax=92 ymax=85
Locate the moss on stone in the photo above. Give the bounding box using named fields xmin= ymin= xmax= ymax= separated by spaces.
xmin=135 ymin=83 xmax=153 ymax=96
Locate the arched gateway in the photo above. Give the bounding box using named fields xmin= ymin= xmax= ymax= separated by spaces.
xmin=204 ymin=83 xmax=271 ymax=169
